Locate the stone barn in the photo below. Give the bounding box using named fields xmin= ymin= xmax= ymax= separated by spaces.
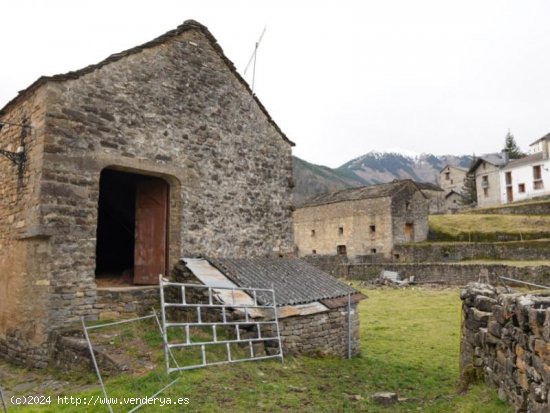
xmin=0 ymin=20 xmax=304 ymax=367
xmin=293 ymin=179 xmax=429 ymax=259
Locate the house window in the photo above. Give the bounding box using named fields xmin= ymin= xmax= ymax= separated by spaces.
xmin=369 ymin=225 xmax=376 ymax=233
xmin=533 ymin=165 xmax=544 ymax=190
xmin=505 ymin=171 xmax=512 ymax=185
xmin=482 ymin=162 xmax=487 ymax=170
xmin=481 ymin=175 xmax=489 ymax=188
xmin=338 ymin=226 xmax=344 ymax=235
xmin=483 ymin=188 xmax=489 ymax=197
xmin=450 ymin=179 xmax=454 ymax=184
xmin=337 ymin=245 xmax=347 ymax=256
xmin=393 ymin=253 xmax=400 ymax=260
xmin=445 ymin=172 xmax=450 ymax=180
xmin=311 ymin=229 xmax=315 ymax=237
xmin=518 ymin=183 xmax=525 ymax=193
xmin=371 ymin=248 xmax=377 ymax=254
xmin=312 ymin=249 xmax=317 ymax=254
xmin=405 ymin=201 xmax=411 ymax=211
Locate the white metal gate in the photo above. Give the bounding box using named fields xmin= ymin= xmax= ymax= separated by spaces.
xmin=159 ymin=276 xmax=284 ymax=373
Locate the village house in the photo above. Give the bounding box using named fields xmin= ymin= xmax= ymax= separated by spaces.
xmin=469 ymin=133 xmax=550 ymax=207
xmin=293 ymin=180 xmax=429 ymax=259
xmin=439 ymin=164 xmax=467 ymax=193
xmin=499 ymin=134 xmax=550 ymax=203
xmin=468 ymin=151 xmax=509 ymax=207
xmin=0 ymin=20 xmax=362 ymax=367
xmin=415 ymin=181 xmax=444 ymax=214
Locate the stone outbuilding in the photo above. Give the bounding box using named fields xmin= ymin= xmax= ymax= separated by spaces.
xmin=178 ymin=257 xmax=365 ymax=357
xmin=293 ymin=179 xmax=429 ymax=259
xmin=0 ymin=20 xmax=299 ymax=367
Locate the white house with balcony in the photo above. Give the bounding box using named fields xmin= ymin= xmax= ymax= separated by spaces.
xmin=469 ymin=132 xmax=550 ymax=207
xmin=499 ymin=134 xmax=550 ymax=204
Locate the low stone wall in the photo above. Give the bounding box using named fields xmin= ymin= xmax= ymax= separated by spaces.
xmin=460 ymin=283 xmax=550 ymax=412
xmin=468 ymin=200 xmax=550 ymax=215
xmin=301 ymin=255 xmax=349 ymax=277
xmin=394 ymin=240 xmax=550 ymax=263
xmin=95 ymin=286 xmax=159 ymax=320
xmin=344 ymin=263 xmax=550 ymax=286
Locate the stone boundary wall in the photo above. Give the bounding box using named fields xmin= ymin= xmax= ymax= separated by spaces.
xmin=301 ymin=255 xmax=349 ymax=278
xmin=394 ymin=240 xmax=550 ymax=263
xmin=468 ymin=200 xmax=550 ymax=216
xmin=460 ymin=283 xmax=550 ymax=412
xmin=343 ymin=263 xmax=550 ymax=286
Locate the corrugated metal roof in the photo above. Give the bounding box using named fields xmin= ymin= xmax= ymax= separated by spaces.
xmin=206 ymin=258 xmax=359 ymax=306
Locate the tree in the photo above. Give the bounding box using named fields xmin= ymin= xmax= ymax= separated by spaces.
xmin=503 ymin=130 xmax=524 ymax=159
xmin=461 ymin=154 xmax=477 ymax=206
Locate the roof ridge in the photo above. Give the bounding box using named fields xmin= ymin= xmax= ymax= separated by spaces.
xmin=0 ymin=20 xmax=294 ymax=147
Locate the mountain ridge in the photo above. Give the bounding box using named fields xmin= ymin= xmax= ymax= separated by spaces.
xmin=293 ymin=151 xmax=472 ymax=205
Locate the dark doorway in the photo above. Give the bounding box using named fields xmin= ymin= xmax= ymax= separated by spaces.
xmin=404 ymin=223 xmax=415 ymax=242
xmin=96 ymin=169 xmax=169 ymax=285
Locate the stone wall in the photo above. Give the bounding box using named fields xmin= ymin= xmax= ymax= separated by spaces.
xmin=0 ymin=86 xmax=50 ymax=367
xmin=95 ymin=287 xmax=159 ymax=320
xmin=293 ymin=196 xmax=393 ymax=257
xmin=276 ymin=304 xmax=360 ymax=358
xmin=0 ymin=23 xmax=295 ymax=367
xmin=460 ymin=283 xmax=550 ymax=412
xmin=343 ymin=262 xmax=550 ymax=286
xmin=391 ymin=185 xmax=429 ymax=245
xmin=394 ymin=240 xmax=550 ymax=262
xmin=469 ymin=200 xmax=550 ymax=216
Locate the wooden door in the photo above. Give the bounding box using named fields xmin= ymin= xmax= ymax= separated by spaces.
xmin=134 ymin=179 xmax=168 ymax=284
xmin=506 ymin=186 xmax=513 ymax=203
xmin=404 ymin=223 xmax=414 ymax=242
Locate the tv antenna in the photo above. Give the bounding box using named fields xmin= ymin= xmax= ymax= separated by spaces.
xmin=244 ymin=26 xmax=267 ymax=93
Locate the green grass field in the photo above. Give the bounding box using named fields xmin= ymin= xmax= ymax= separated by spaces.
xmin=429 ymin=214 xmax=550 ymax=241
xmin=7 ymin=288 xmax=512 ymax=412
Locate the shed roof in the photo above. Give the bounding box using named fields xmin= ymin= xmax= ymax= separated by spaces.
xmin=0 ymin=20 xmax=294 ymax=147
xmin=298 ymin=179 xmax=425 ymax=208
xmin=206 ymin=257 xmax=362 ymax=306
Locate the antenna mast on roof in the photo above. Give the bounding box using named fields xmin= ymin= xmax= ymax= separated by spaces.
xmin=244 ymin=26 xmax=267 ymax=93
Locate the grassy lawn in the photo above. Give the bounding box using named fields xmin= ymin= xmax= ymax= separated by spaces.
xmin=429 ymin=214 xmax=550 ymax=241
xmin=6 ymin=288 xmax=512 ymax=412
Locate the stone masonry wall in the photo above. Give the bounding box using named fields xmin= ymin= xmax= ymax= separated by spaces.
xmin=276 ymin=304 xmax=360 ymax=357
xmin=468 ymin=200 xmax=550 ymax=215
xmin=393 ymin=240 xmax=550 ymax=263
xmin=0 ymin=87 xmax=50 ymax=367
xmin=460 ymin=283 xmax=550 ymax=412
xmin=391 ymin=184 xmax=429 ymax=244
xmin=293 ymin=197 xmax=394 ymax=257
xmin=95 ymin=287 xmax=159 ymax=320
xmin=345 ymin=263 xmax=550 ymax=286
xmin=0 ymin=24 xmax=295 ymax=367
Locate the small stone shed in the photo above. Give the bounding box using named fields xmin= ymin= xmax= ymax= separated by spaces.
xmin=293 ymin=179 xmax=429 ymax=258
xmin=0 ymin=20 xmax=297 ymax=367
xmin=178 ymin=257 xmax=366 ymax=357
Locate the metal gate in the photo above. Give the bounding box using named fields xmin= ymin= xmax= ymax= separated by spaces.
xmin=159 ymin=276 xmax=284 ymax=373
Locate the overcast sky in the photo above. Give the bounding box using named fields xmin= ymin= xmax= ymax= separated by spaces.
xmin=2 ymin=1 xmax=550 ymax=167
